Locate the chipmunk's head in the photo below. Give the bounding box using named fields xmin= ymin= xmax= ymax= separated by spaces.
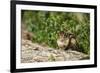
xmin=58 ymin=31 xmax=65 ymax=38
xmin=66 ymin=32 xmax=75 ymax=39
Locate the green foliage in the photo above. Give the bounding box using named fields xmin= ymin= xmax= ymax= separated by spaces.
xmin=22 ymin=10 xmax=90 ymax=54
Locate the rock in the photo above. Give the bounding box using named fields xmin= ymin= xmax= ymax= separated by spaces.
xmin=33 ymin=56 xmax=48 ymax=62
xmin=21 ymin=39 xmax=89 ymax=63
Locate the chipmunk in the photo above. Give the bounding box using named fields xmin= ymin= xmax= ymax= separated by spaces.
xmin=57 ymin=31 xmax=70 ymax=50
xmin=57 ymin=31 xmax=79 ymax=51
xmin=21 ymin=30 xmax=33 ymax=41
xmin=21 ymin=23 xmax=34 ymax=41
xmin=67 ymin=33 xmax=79 ymax=51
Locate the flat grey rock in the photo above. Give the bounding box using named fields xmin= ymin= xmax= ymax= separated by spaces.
xmin=21 ymin=39 xmax=89 ymax=63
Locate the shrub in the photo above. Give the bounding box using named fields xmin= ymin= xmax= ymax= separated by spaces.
xmin=22 ymin=10 xmax=90 ymax=54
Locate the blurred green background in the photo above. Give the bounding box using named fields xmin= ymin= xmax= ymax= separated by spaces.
xmin=21 ymin=10 xmax=90 ymax=54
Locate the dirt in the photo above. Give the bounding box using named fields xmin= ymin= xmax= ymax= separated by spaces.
xmin=21 ymin=39 xmax=89 ymax=63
